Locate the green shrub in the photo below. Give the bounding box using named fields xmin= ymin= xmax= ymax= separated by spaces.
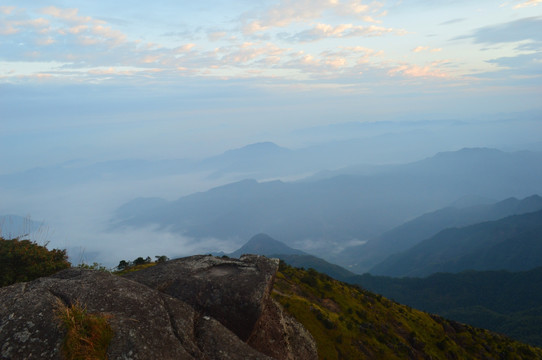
xmin=0 ymin=237 xmax=70 ymax=287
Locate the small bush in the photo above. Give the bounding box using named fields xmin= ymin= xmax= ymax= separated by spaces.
xmin=56 ymin=300 xmax=113 ymax=360
xmin=77 ymin=262 xmax=109 ymax=272
xmin=0 ymin=237 xmax=70 ymax=287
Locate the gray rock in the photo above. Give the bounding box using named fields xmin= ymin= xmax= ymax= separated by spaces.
xmin=125 ymin=255 xmax=317 ymax=359
xmin=0 ymin=268 xmax=272 ymax=360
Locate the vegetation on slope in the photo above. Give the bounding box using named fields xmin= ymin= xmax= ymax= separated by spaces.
xmin=0 ymin=236 xmax=70 ymax=287
xmin=354 ymin=267 xmax=542 ymax=347
xmin=273 ymin=262 xmax=542 ymax=360
xmin=113 ymin=255 xmax=168 ymax=275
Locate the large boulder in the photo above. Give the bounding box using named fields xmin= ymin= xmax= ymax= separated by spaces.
xmin=0 ymin=268 xmax=272 ymax=360
xmin=125 ymin=255 xmax=317 ymax=359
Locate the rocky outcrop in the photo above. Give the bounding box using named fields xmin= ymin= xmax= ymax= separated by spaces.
xmin=0 ymin=268 xmax=272 ymax=359
xmin=0 ymin=255 xmax=317 ymax=360
xmin=125 ymin=255 xmax=317 ymax=359
xmin=247 ymin=297 xmax=318 ymax=360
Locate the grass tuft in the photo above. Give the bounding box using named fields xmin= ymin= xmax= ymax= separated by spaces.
xmin=56 ymin=300 xmax=114 ymax=360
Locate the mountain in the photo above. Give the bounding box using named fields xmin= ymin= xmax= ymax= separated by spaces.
xmin=353 ymin=267 xmax=542 ymax=347
xmin=370 ymin=209 xmax=542 ymax=277
xmin=113 ymin=148 xmax=542 ymax=259
xmin=228 ymin=233 xmax=307 ymax=258
xmin=229 ymin=234 xmax=356 ymax=281
xmin=196 ymin=142 xmax=294 ymax=179
xmin=273 ymin=262 xmax=542 ymax=359
xmin=340 ymin=194 xmax=542 ymax=273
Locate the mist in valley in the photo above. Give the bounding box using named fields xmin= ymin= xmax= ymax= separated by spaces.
xmin=2 ymin=116 xmax=541 ymax=267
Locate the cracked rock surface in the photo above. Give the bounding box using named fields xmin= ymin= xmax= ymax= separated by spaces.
xmin=125 ymin=255 xmax=317 ymax=359
xmin=0 ymin=268 xmax=272 ymax=360
xmin=125 ymin=255 xmax=279 ymax=341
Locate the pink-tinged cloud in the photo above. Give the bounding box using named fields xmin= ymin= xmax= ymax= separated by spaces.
xmin=41 ymin=6 xmax=102 ymax=25
xmin=0 ymin=6 xmax=15 ymax=15
xmin=219 ymin=42 xmax=287 ymax=65
xmin=286 ymin=23 xmax=404 ymax=42
xmin=0 ymin=17 xmax=50 ymax=35
xmin=514 ymin=0 xmax=542 ymax=8
xmin=412 ymin=46 xmax=442 ymax=53
xmin=388 ymin=62 xmax=451 ymax=79
xmin=243 ymin=0 xmax=385 ymax=34
xmin=91 ymin=25 xmax=126 ymax=46
xmin=175 ymin=43 xmax=196 ymax=53
xmin=67 ymin=25 xmax=89 ymax=34
xmin=325 ymin=57 xmax=348 ymax=68
xmin=334 ymin=0 xmax=385 ymax=22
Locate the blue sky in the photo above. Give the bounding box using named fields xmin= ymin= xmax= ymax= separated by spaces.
xmin=1 ymin=0 xmax=541 ymax=170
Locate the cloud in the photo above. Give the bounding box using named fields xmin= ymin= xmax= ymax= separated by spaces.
xmin=208 ymin=31 xmax=227 ymax=42
xmin=513 ymin=0 xmax=542 ymax=8
xmin=388 ymin=61 xmax=451 ymax=79
xmin=412 ymin=46 xmax=442 ymax=53
xmin=40 ymin=6 xmax=102 ymax=25
xmin=218 ymin=42 xmax=288 ymax=66
xmin=242 ymin=0 xmax=386 ymax=34
xmin=439 ymin=18 xmax=465 ymax=26
xmin=454 ymin=17 xmax=542 ymax=46
xmin=485 ymin=52 xmax=542 ymax=76
xmin=279 ymin=45 xmax=387 ymax=77
xmin=0 ymin=6 xmax=15 ymax=15
xmin=0 ymin=17 xmax=50 ymax=35
xmin=281 ymin=23 xmax=404 ymax=42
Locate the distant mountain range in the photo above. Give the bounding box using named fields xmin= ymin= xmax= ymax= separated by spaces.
xmin=113 ymin=148 xmax=542 ymax=259
xmin=0 ymin=133 xmax=458 ymax=191
xmin=339 ymin=194 xmax=542 ymax=273
xmin=370 ymin=208 xmax=542 ymax=277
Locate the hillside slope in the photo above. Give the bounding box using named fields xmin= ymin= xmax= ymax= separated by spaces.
xmin=273 ymin=262 xmax=542 ymax=360
xmin=354 ymin=267 xmax=542 ymax=347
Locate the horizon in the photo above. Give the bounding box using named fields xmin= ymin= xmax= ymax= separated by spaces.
xmin=2 ymin=1 xmax=541 ymax=170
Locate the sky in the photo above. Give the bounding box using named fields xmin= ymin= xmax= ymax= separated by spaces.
xmin=1 ymin=0 xmax=541 ymax=171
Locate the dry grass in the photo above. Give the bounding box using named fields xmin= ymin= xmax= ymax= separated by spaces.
xmin=56 ymin=300 xmax=114 ymax=360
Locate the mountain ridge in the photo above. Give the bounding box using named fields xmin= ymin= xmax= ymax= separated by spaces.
xmin=113 ymin=148 xmax=542 ymax=259
xmin=370 ymin=209 xmax=542 ymax=277
xmin=339 ymin=194 xmax=542 ymax=273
